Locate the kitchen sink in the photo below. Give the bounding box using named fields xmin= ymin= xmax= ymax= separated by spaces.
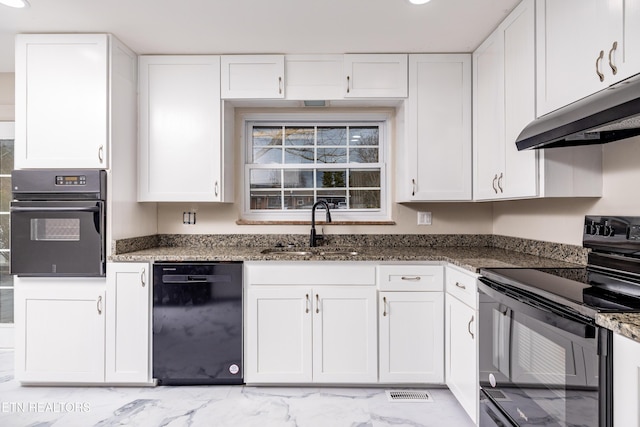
xmin=260 ymin=248 xmax=359 ymax=257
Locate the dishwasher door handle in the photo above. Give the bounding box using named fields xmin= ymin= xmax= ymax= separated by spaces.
xmin=162 ymin=274 xmax=232 ymax=284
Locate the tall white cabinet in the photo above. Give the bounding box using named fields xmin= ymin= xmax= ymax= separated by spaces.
xmin=15 ymin=34 xmax=135 ymax=169
xmin=399 ymin=54 xmax=471 ymax=201
xmin=138 ymin=55 xmax=233 ymax=202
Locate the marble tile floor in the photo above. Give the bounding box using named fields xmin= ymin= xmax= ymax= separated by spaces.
xmin=0 ymin=350 xmax=474 ymax=427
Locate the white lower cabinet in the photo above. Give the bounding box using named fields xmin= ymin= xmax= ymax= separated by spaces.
xmin=105 ymin=262 xmax=151 ymax=383
xmin=379 ymin=291 xmax=444 ymax=383
xmin=614 ymin=333 xmax=640 ymax=426
xmin=445 ymin=266 xmax=479 ymax=424
xmin=244 ymin=262 xmax=378 ymax=384
xmin=15 ymin=277 xmax=107 ymax=384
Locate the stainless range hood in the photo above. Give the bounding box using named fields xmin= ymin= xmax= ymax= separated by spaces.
xmin=516 ymin=73 xmax=640 ymax=150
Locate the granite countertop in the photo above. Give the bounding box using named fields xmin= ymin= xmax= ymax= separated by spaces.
xmin=596 ymin=313 xmax=640 ymax=343
xmin=109 ymin=245 xmax=583 ymax=274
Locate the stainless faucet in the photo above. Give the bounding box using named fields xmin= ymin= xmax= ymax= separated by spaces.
xmin=310 ymin=200 xmax=332 ymax=247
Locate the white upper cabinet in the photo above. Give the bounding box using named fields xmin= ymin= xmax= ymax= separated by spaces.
xmin=400 ymin=54 xmax=471 ymax=201
xmin=537 ymin=0 xmax=640 ymax=116
xmin=284 ymin=55 xmax=344 ymax=100
xmin=344 ymin=54 xmax=408 ymax=98
xmin=15 ymin=34 xmax=135 ymax=169
xmin=221 ymin=55 xmax=285 ymax=99
xmin=474 ymin=0 xmax=602 ymax=201
xmin=138 ymin=55 xmax=233 ymax=202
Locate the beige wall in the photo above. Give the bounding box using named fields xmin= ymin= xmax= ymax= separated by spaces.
xmin=493 ymin=136 xmax=640 ymax=246
xmin=0 ymin=73 xmax=14 ymax=121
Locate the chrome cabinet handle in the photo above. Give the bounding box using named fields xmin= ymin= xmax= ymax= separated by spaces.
xmin=455 ymin=282 xmax=466 ymax=290
xmin=497 ymin=172 xmax=504 ymax=193
xmin=492 ymin=174 xmax=498 ymax=194
xmin=305 ymin=294 xmax=310 ymax=313
xmin=596 ymin=50 xmax=605 ymax=82
xmin=383 ymin=296 xmax=387 ymax=317
xmin=608 ymin=41 xmax=618 ymax=75
xmin=98 ymin=145 xmax=104 ymax=163
xmin=468 ymin=315 xmax=474 ymax=339
xmin=214 ymin=181 xmax=219 ymax=197
xmin=411 ymin=179 xmax=416 ymax=196
xmin=401 ymin=276 xmax=421 ymax=281
xmin=315 ymin=294 xmax=320 ymax=314
xmin=141 ymin=268 xmax=146 ymax=287
xmin=278 ymin=76 xmax=283 ymax=94
xmin=346 ymin=75 xmax=350 ymax=94
xmin=97 ymin=296 xmax=103 ymax=315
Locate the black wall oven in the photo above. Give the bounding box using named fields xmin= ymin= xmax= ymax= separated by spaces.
xmin=478 ymin=215 xmax=640 ymax=427
xmin=10 ymin=169 xmax=106 ymax=277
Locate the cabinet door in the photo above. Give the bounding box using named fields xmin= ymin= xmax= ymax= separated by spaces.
xmin=105 ymin=263 xmax=151 ymax=383
xmin=473 ymin=29 xmax=505 ymax=200
xmin=221 ymin=55 xmax=285 ymax=99
xmin=15 ymin=34 xmax=109 ymax=169
xmin=536 ymin=0 xmax=609 ymax=116
xmin=313 ymin=287 xmax=378 ymax=383
xmin=502 ymin=0 xmax=538 ymax=199
xmin=245 ymin=287 xmax=312 ymax=383
xmin=615 ymin=0 xmax=640 ymax=82
xmin=138 ymin=56 xmax=225 ymax=202
xmin=403 ymin=54 xmax=471 ymax=201
xmin=379 ymin=292 xmax=444 ymax=383
xmin=344 ymin=54 xmax=408 ymax=98
xmin=614 ymin=333 xmax=640 ymax=426
xmin=285 ymin=55 xmax=344 ymax=100
xmin=14 ymin=278 xmax=106 ymax=383
xmin=446 ymin=294 xmax=478 ymax=424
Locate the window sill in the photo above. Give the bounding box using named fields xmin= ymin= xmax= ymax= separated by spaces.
xmin=236 ymin=219 xmax=396 ymax=226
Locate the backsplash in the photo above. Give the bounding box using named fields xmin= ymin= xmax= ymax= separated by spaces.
xmin=114 ymin=233 xmax=589 ymax=265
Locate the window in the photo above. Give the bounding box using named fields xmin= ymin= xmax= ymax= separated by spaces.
xmin=0 ymin=136 xmax=13 ymax=324
xmin=243 ymin=114 xmax=389 ymax=222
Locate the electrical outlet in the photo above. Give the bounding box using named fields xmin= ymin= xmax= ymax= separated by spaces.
xmin=417 ymin=211 xmax=432 ymax=225
xmin=182 ymin=211 xmax=196 ymax=225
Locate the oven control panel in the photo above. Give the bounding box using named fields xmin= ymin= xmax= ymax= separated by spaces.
xmin=584 ymin=216 xmax=640 ymax=252
xmin=55 ymin=175 xmax=87 ymax=186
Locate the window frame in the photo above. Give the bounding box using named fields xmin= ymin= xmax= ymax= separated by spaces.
xmin=240 ymin=111 xmax=392 ymax=222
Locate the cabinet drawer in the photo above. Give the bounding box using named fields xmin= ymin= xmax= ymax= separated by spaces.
xmin=445 ymin=266 xmax=478 ymax=309
xmin=377 ymin=265 xmax=443 ymax=291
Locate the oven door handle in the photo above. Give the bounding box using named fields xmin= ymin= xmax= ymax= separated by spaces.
xmin=478 ymin=279 xmax=596 ymax=339
xmin=11 ymin=206 xmax=101 ymax=213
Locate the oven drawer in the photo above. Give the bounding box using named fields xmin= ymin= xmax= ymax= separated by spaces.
xmin=445 ymin=266 xmax=477 ymax=308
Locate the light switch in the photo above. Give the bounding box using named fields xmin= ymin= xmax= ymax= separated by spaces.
xmin=417 ymin=211 xmax=432 ymax=225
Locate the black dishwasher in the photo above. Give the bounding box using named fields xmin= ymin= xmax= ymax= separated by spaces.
xmin=153 ymin=262 xmax=243 ymax=385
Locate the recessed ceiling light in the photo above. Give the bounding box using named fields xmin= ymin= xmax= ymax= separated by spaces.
xmin=0 ymin=0 xmax=29 ymax=8
xmin=408 ymin=0 xmax=431 ymax=4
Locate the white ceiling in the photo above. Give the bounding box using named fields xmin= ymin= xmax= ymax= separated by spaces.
xmin=0 ymin=0 xmax=520 ymax=73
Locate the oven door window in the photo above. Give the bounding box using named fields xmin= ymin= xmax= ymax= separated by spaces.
xmin=10 ymin=201 xmax=105 ymax=276
xmin=479 ymin=289 xmax=599 ymax=427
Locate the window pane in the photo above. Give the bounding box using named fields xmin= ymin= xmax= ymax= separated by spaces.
xmin=0 ymin=288 xmax=13 ymax=323
xmin=284 ymin=170 xmax=313 ymax=188
xmin=317 ymin=170 xmax=346 ymax=188
xmin=318 ymin=148 xmax=347 ymax=164
xmin=285 ymin=127 xmax=314 ymax=146
xmin=0 ymin=140 xmax=13 ymax=175
xmin=317 ymin=190 xmax=346 ymax=209
xmin=250 ymin=190 xmax=282 ymax=210
xmin=252 ymin=127 xmax=283 ymax=147
xmin=317 ymin=127 xmax=347 ymax=146
xmin=285 ymin=147 xmax=314 ymax=164
xmin=350 ymin=190 xmax=381 ymax=209
xmin=349 ymin=147 xmax=378 ymax=163
xmin=253 ymin=147 xmax=282 ymax=164
xmin=349 ymin=127 xmax=379 ymax=146
xmin=284 ymin=190 xmax=314 ymax=210
xmin=0 ymin=253 xmax=11 ymax=281
xmin=250 ymin=169 xmax=281 ymax=189
xmin=0 ymin=176 xmax=10 ymax=211
xmin=349 ymin=169 xmax=381 ymax=187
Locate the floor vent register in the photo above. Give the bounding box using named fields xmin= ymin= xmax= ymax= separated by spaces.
xmin=385 ymin=390 xmax=433 ymax=402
